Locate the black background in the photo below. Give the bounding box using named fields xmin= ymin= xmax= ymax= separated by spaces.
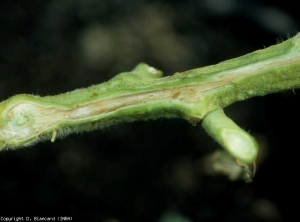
xmin=0 ymin=0 xmax=300 ymax=221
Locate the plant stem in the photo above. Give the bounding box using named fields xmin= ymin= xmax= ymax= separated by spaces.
xmin=1 ymin=33 xmax=300 ymax=160
xmin=202 ymin=108 xmax=258 ymax=164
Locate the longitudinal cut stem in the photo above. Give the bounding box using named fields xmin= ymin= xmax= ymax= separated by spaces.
xmin=1 ymin=33 xmax=300 ymax=166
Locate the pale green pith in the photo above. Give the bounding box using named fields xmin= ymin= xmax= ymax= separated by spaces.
xmin=1 ymin=34 xmax=300 ymax=166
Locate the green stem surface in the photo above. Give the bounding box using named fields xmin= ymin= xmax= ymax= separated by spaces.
xmin=1 ymin=34 xmax=300 ymax=158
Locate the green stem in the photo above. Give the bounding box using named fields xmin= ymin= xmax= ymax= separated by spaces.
xmin=202 ymin=108 xmax=258 ymax=164
xmin=1 ymin=33 xmax=300 ymax=158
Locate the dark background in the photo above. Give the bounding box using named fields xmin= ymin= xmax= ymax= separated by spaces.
xmin=0 ymin=0 xmax=299 ymax=221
